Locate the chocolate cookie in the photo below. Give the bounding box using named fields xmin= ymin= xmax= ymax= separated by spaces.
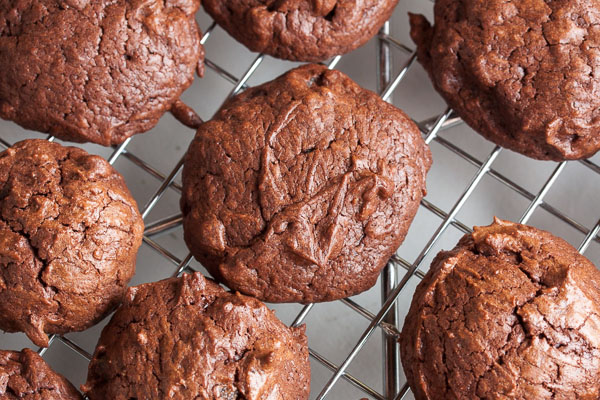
xmin=0 ymin=348 xmax=82 ymax=399
xmin=401 ymin=218 xmax=600 ymax=399
xmin=0 ymin=139 xmax=144 ymax=347
xmin=203 ymin=0 xmax=399 ymax=62
xmin=410 ymin=0 xmax=600 ymax=160
xmin=82 ymin=272 xmax=310 ymax=400
xmin=0 ymin=0 xmax=204 ymax=146
xmin=181 ymin=64 xmax=431 ymax=303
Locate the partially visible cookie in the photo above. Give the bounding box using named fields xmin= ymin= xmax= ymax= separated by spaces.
xmin=0 ymin=0 xmax=204 ymax=146
xmin=0 ymin=139 xmax=144 ymax=347
xmin=401 ymin=218 xmax=600 ymax=399
xmin=0 ymin=348 xmax=82 ymax=399
xmin=203 ymin=0 xmax=399 ymax=61
xmin=410 ymin=0 xmax=600 ymax=160
xmin=181 ymin=64 xmax=431 ymax=303
xmin=82 ymin=272 xmax=310 ymax=400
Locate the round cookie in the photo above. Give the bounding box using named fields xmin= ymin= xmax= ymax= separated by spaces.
xmin=0 ymin=139 xmax=144 ymax=347
xmin=203 ymin=0 xmax=399 ymax=62
xmin=0 ymin=348 xmax=82 ymax=399
xmin=401 ymin=218 xmax=600 ymax=399
xmin=410 ymin=0 xmax=600 ymax=160
xmin=82 ymin=272 xmax=310 ymax=400
xmin=0 ymin=0 xmax=204 ymax=146
xmin=181 ymin=63 xmax=431 ymax=303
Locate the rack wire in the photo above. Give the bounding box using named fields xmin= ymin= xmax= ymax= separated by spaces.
xmin=1 ymin=2 xmax=600 ymax=399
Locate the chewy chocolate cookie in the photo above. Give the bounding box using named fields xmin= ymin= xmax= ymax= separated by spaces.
xmin=203 ymin=0 xmax=399 ymax=62
xmin=181 ymin=64 xmax=431 ymax=303
xmin=0 ymin=139 xmax=144 ymax=347
xmin=410 ymin=0 xmax=600 ymax=160
xmin=82 ymin=272 xmax=310 ymax=400
xmin=0 ymin=348 xmax=82 ymax=399
xmin=401 ymin=218 xmax=600 ymax=399
xmin=0 ymin=0 xmax=204 ymax=146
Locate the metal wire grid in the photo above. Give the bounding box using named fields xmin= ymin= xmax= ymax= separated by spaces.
xmin=0 ymin=3 xmax=599 ymax=400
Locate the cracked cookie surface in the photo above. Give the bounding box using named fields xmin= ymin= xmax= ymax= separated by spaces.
xmin=0 ymin=0 xmax=204 ymax=146
xmin=202 ymin=0 xmax=398 ymax=61
xmin=181 ymin=63 xmax=431 ymax=303
xmin=0 ymin=348 xmax=82 ymax=399
xmin=400 ymin=218 xmax=600 ymax=399
xmin=0 ymin=139 xmax=144 ymax=347
xmin=82 ymin=272 xmax=310 ymax=400
xmin=410 ymin=0 xmax=600 ymax=160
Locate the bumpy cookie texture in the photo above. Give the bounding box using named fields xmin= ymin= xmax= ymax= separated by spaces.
xmin=401 ymin=218 xmax=600 ymax=399
xmin=82 ymin=272 xmax=310 ymax=400
xmin=203 ymin=0 xmax=399 ymax=61
xmin=181 ymin=64 xmax=431 ymax=303
xmin=0 ymin=348 xmax=82 ymax=399
xmin=0 ymin=139 xmax=144 ymax=347
xmin=0 ymin=0 xmax=204 ymax=146
xmin=410 ymin=0 xmax=600 ymax=160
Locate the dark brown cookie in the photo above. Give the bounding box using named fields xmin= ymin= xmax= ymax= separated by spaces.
xmin=0 ymin=0 xmax=204 ymax=146
xmin=82 ymin=272 xmax=310 ymax=400
xmin=0 ymin=139 xmax=144 ymax=347
xmin=410 ymin=0 xmax=600 ymax=160
xmin=401 ymin=218 xmax=600 ymax=399
xmin=181 ymin=64 xmax=431 ymax=303
xmin=203 ymin=0 xmax=399 ymax=62
xmin=0 ymin=348 xmax=82 ymax=399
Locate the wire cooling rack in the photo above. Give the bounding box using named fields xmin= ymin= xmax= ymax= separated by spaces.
xmin=1 ymin=1 xmax=600 ymax=399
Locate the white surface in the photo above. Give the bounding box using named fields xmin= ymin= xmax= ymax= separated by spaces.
xmin=1 ymin=1 xmax=599 ymax=399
